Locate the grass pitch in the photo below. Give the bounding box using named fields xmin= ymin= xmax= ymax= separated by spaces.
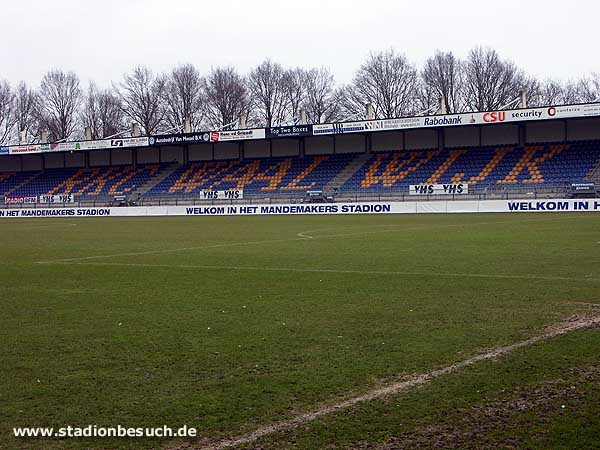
xmin=1 ymin=212 xmax=599 ymax=450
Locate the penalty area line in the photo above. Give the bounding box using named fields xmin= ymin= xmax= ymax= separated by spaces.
xmin=40 ymin=261 xmax=600 ymax=283
xmin=36 ymin=214 xmax=589 ymax=263
xmin=35 ymin=237 xmax=311 ymax=264
xmin=169 ymin=314 xmax=600 ymax=450
xmin=294 ymin=215 xmax=591 ymax=239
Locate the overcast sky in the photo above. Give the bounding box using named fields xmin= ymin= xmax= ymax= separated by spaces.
xmin=3 ymin=0 xmax=598 ymax=88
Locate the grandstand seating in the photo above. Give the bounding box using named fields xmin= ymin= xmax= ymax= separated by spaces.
xmin=0 ymin=171 xmax=37 ymax=195
xmin=1 ymin=141 xmax=599 ymax=201
xmin=146 ymin=155 xmax=354 ymax=197
xmin=342 ymin=142 xmax=600 ymax=192
xmin=9 ymin=165 xmax=161 ymax=199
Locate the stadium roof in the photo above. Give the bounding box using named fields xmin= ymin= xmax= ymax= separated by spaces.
xmin=3 ymin=102 xmax=600 ymax=157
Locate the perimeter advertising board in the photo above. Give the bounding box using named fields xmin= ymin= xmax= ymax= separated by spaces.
xmin=4 ymin=196 xmax=38 ymax=205
xmin=8 ymin=137 xmax=149 ymax=155
xmin=38 ymin=194 xmax=76 ymax=204
xmin=312 ymin=103 xmax=600 ymax=136
xmin=200 ymin=190 xmax=243 ymax=200
xmin=210 ymin=129 xmax=265 ymax=142
xmin=4 ymin=194 xmax=76 ymax=204
xmin=3 ymin=102 xmax=599 ymax=156
xmin=2 ymin=199 xmax=599 ymax=219
xmin=266 ymin=125 xmax=312 ymax=138
xmin=149 ymin=133 xmax=211 ymax=146
xmin=409 ymin=184 xmax=469 ymax=195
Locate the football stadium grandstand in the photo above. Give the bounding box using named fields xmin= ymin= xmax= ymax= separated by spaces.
xmin=3 ymin=100 xmax=600 ymax=450
xmin=2 ymin=103 xmax=600 ymax=206
xmin=1 ymin=142 xmax=600 ymax=205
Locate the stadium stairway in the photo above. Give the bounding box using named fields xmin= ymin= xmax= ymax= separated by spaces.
xmin=323 ymin=153 xmax=370 ymax=192
xmin=4 ymin=172 xmax=42 ymax=196
xmin=585 ymin=155 xmax=600 ymax=185
xmin=135 ymin=163 xmax=181 ymax=197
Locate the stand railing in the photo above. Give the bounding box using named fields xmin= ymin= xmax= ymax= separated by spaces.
xmin=0 ymin=184 xmax=575 ymax=209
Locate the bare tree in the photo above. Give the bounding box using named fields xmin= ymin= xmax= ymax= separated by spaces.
xmin=522 ymin=74 xmax=600 ymax=107
xmin=422 ymin=51 xmax=463 ymax=113
xmin=524 ymin=78 xmax=547 ymax=107
xmin=249 ymin=60 xmax=289 ymax=127
xmin=165 ymin=64 xmax=204 ymax=131
xmin=0 ymin=80 xmax=16 ymax=146
xmin=336 ymin=84 xmax=367 ymax=119
xmin=591 ymin=73 xmax=600 ymax=99
xmin=414 ymin=79 xmax=439 ymax=115
xmin=515 ymin=77 xmax=545 ymax=108
xmin=283 ymin=68 xmax=307 ymax=123
xmin=542 ymin=79 xmax=568 ymax=106
xmin=81 ymin=83 xmax=125 ymax=139
xmin=560 ymin=80 xmax=586 ymax=104
xmin=340 ymin=49 xmax=419 ymax=119
xmin=533 ymin=79 xmax=584 ymax=106
xmin=525 ymin=77 xmax=571 ymax=107
xmin=14 ymin=82 xmax=38 ymax=142
xmin=97 ymin=89 xmax=125 ymax=137
xmin=81 ymin=84 xmax=101 ymax=139
xmin=302 ymin=67 xmax=339 ymax=123
xmin=117 ymin=66 xmax=167 ymax=135
xmin=203 ymin=66 xmax=249 ymax=129
xmin=37 ymin=70 xmax=81 ymax=141
xmin=575 ymin=74 xmax=600 ymax=102
xmin=462 ymin=47 xmax=528 ymax=111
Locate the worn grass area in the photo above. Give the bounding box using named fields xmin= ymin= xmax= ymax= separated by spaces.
xmin=0 ymin=212 xmax=599 ymax=450
xmin=246 ymin=326 xmax=600 ymax=450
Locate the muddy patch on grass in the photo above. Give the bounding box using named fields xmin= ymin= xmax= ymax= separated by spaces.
xmin=170 ymin=313 xmax=600 ymax=450
xmin=357 ymin=364 xmax=600 ymax=450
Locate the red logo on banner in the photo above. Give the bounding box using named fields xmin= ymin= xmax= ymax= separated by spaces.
xmin=210 ymin=132 xmax=220 ymax=142
xmin=483 ymin=111 xmax=506 ymax=123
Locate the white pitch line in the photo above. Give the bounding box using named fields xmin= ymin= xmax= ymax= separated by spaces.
xmin=295 ymin=215 xmax=593 ymax=239
xmin=296 ymin=223 xmax=404 ymax=239
xmin=37 ymin=214 xmax=592 ymax=264
xmin=7 ymin=223 xmax=78 ymax=230
xmin=42 ymin=261 xmax=600 ymax=283
xmin=36 ymin=237 xmax=311 ymax=264
xmin=168 ymin=313 xmax=600 ymax=450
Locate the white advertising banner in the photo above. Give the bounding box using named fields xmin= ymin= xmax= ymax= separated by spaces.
xmin=38 ymin=194 xmax=76 ymax=204
xmin=8 ymin=144 xmax=49 ymax=154
xmin=1 ymin=199 xmax=599 ymax=219
xmin=8 ymin=137 xmax=149 ymax=155
xmin=4 ymin=103 xmax=599 ymax=156
xmin=4 ymin=194 xmax=75 ymax=204
xmin=409 ymin=184 xmax=469 ymax=195
xmin=209 ymin=129 xmax=265 ymax=142
xmin=200 ymin=190 xmax=244 ymax=200
xmin=312 ymin=103 xmax=600 ymax=136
